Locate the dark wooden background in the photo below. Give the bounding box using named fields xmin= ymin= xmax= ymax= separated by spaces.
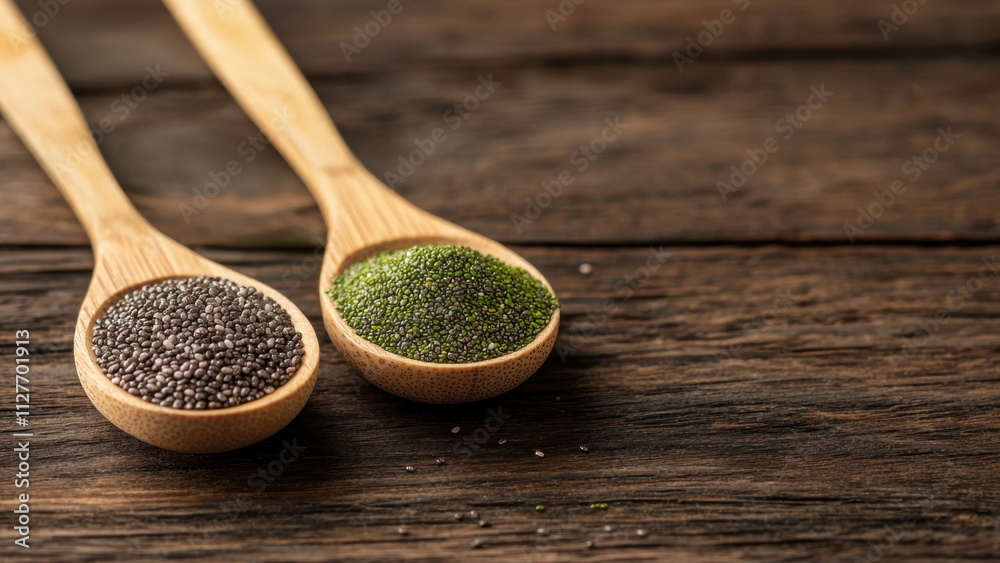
xmin=2 ymin=0 xmax=1000 ymax=561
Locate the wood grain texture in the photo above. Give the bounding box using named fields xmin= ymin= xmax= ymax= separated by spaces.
xmin=0 ymin=0 xmax=320 ymax=453
xmin=1 ymin=0 xmax=998 ymax=560
xmin=10 ymin=0 xmax=1000 ymax=89
xmin=1 ymin=245 xmax=998 ymax=561
xmin=1 ymin=59 xmax=999 ymax=247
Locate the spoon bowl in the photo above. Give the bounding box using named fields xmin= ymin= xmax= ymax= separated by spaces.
xmin=164 ymin=0 xmax=560 ymax=402
xmin=311 ymin=167 xmax=559 ymax=403
xmin=0 ymin=0 xmax=319 ymax=452
xmin=76 ymin=231 xmax=320 ymax=453
xmin=314 ymin=179 xmax=560 ymax=402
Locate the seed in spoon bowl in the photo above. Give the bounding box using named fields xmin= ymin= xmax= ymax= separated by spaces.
xmin=328 ymin=245 xmax=558 ymax=364
xmin=161 ymin=0 xmax=560 ymax=403
xmin=91 ymin=276 xmax=304 ymax=409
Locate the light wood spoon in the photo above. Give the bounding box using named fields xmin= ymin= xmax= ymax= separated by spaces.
xmin=163 ymin=0 xmax=560 ymax=404
xmin=0 ymin=0 xmax=319 ymax=453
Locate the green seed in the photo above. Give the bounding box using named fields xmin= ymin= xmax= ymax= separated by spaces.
xmin=329 ymin=245 xmax=558 ymax=364
xmin=535 ymin=505 xmax=545 ymax=512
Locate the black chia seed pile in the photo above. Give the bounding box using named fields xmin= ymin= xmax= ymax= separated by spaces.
xmin=329 ymin=245 xmax=558 ymax=364
xmin=91 ymin=276 xmax=304 ymax=409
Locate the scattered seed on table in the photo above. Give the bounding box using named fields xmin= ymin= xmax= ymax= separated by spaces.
xmin=589 ymin=503 xmax=609 ymax=510
xmin=453 ymin=513 xmax=464 ymax=521
xmin=536 ymin=528 xmax=548 ymax=536
xmin=452 ymin=426 xmax=461 ymax=434
xmin=478 ymin=520 xmax=490 ymax=528
xmin=535 ymin=505 xmax=545 ymax=512
xmin=535 ymin=450 xmax=544 ymax=458
xmin=436 ymin=458 xmax=446 ymax=465
xmin=578 ymin=263 xmax=593 ymax=275
xmin=470 ymin=539 xmax=483 ymax=549
xmin=603 ymin=525 xmax=614 ymax=532
xmin=469 ymin=510 xmax=479 ymax=519
xmin=396 ymin=527 xmax=409 ymax=536
xmin=498 ymin=438 xmax=508 ymax=445
xmin=579 ymin=445 xmax=590 ymax=453
xmin=405 ymin=466 xmax=415 ymax=473
xmin=586 ymin=540 xmax=595 ymax=549
xmin=91 ymin=276 xmax=303 ymax=409
xmin=636 ymin=529 xmax=649 ymax=537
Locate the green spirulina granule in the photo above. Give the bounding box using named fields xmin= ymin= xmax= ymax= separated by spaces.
xmin=328 ymin=245 xmax=558 ymax=364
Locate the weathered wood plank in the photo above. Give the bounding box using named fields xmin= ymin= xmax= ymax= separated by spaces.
xmin=1 ymin=245 xmax=997 ymax=561
xmin=13 ymin=0 xmax=1000 ymax=90
xmin=2 ymin=60 xmax=998 ymax=247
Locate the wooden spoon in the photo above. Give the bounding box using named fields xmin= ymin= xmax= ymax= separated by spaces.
xmin=163 ymin=0 xmax=560 ymax=404
xmin=0 ymin=0 xmax=319 ymax=453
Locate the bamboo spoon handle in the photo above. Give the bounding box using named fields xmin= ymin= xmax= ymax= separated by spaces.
xmin=161 ymin=0 xmax=385 ymax=219
xmin=0 ymin=0 xmax=147 ymax=245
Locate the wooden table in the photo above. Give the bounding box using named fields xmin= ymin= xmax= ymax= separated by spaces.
xmin=2 ymin=1 xmax=999 ymax=561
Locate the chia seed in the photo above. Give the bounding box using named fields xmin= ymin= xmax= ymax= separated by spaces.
xmin=329 ymin=245 xmax=558 ymax=364
xmin=91 ymin=276 xmax=303 ymax=409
